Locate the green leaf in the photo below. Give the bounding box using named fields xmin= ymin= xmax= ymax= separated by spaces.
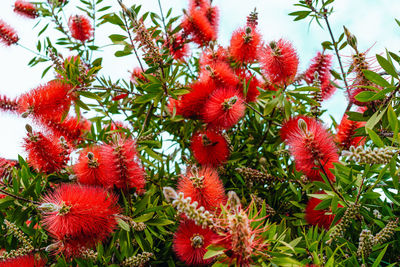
xmin=354 ymin=90 xmax=376 ymax=102
xmin=203 ymin=245 xmax=225 ymax=260
xmin=362 ymin=70 xmax=391 ymax=87
xmin=79 ymin=91 xmax=102 ymax=101
xmin=376 ymin=54 xmax=398 ymax=78
xmin=117 ymin=218 xmax=130 ymax=232
xmin=109 ymin=34 xmax=127 ymax=43
xmin=371 ymin=245 xmax=388 ymax=267
xmin=366 ymin=128 xmax=384 ymax=147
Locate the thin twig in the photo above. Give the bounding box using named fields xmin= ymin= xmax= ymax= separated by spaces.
xmin=157 ymin=0 xmax=169 ymax=43
xmin=0 ymin=188 xmax=40 ymax=205
xmin=244 ymin=102 xmax=265 ymax=118
xmin=318 ymin=160 xmax=348 ymax=206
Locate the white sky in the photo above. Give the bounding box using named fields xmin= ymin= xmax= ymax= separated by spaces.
xmin=0 ymin=0 xmax=399 ymax=159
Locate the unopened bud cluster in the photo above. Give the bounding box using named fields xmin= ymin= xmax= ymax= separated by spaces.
xmin=236 ymin=167 xmax=282 ymax=187
xmin=343 ymin=146 xmax=398 ymax=164
xmin=79 ymin=247 xmax=98 ymax=261
xmin=373 ymin=218 xmax=398 ymax=245
xmin=122 ymin=252 xmax=153 ymax=267
xmin=163 ymin=187 xmax=215 ymax=228
xmin=328 ymin=203 xmax=360 ymax=244
xmin=310 ymin=72 xmax=322 ymax=117
xmin=0 ymin=220 xmax=34 ymax=261
xmin=251 ymin=195 xmax=276 ymax=216
xmin=356 ymin=229 xmax=373 ymax=258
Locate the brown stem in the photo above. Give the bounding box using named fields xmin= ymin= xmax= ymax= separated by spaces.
xmin=0 ymin=188 xmax=40 ymax=205
xmin=317 ymin=160 xmax=348 ymax=206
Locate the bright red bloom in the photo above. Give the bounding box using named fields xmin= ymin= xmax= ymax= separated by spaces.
xmin=305 ymin=192 xmax=342 ymax=230
xmin=203 ymin=88 xmax=245 ymax=129
xmin=230 ymin=26 xmax=261 ymax=63
xmin=168 ymin=97 xmax=182 ymax=116
xmin=201 ymin=62 xmax=238 ymax=88
xmin=0 ymin=95 xmax=18 ymax=113
xmin=0 ymin=157 xmax=16 ymax=180
xmin=101 ymin=138 xmax=146 ymax=193
xmin=305 ymin=52 xmax=332 ymax=86
xmin=18 ymin=80 xmax=74 ymax=119
xmin=74 ymin=146 xmax=115 ymax=187
xmin=14 ymin=0 xmax=38 ymax=19
xmin=237 ymin=70 xmax=261 ymax=102
xmin=130 ymin=67 xmax=147 ymax=84
xmin=41 ymin=184 xmax=119 ymax=257
xmin=173 ymin=219 xmax=219 ymax=266
xmin=68 ymin=15 xmax=93 ymax=42
xmin=335 ymin=113 xmax=366 ymax=149
xmin=38 ymin=115 xmax=90 ymax=146
xmin=191 ymin=130 xmax=230 ymax=166
xmin=177 ymin=167 xmax=226 ymax=211
xmin=112 ymin=93 xmax=129 ymax=101
xmin=0 ymin=19 xmax=19 ymax=46
xmin=23 ymin=131 xmax=69 ymax=173
xmin=321 ymin=81 xmax=337 ymax=101
xmin=200 ymin=46 xmax=228 ymax=66
xmin=0 ymin=254 xmax=44 ymax=267
xmin=281 ymin=116 xmax=338 ymax=182
xmin=181 ymin=8 xmax=217 ymax=46
xmin=167 ymin=33 xmax=189 ymax=60
xmin=179 ymin=79 xmax=215 ymax=119
xmin=260 ymin=39 xmax=299 ymax=85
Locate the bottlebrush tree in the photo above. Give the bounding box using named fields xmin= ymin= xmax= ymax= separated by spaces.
xmin=0 ymin=0 xmax=400 ymax=266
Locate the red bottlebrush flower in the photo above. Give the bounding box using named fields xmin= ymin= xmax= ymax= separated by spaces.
xmin=101 ymin=138 xmax=146 ymax=193
xmin=188 ymin=0 xmax=210 ymax=10
xmin=24 ymin=131 xmax=69 ymax=173
xmin=37 ymin=115 xmax=90 ymax=146
xmin=18 ymin=80 xmax=74 ymax=119
xmin=204 ymin=5 xmax=219 ymax=32
xmin=167 ymin=33 xmax=190 ymax=60
xmin=191 ymin=130 xmax=229 ymax=166
xmin=168 ymin=97 xmax=182 ymax=116
xmin=335 ymin=113 xmax=366 ymax=149
xmin=203 ymin=88 xmax=245 ymax=129
xmin=280 ymin=116 xmax=338 ymax=182
xmin=68 ymin=15 xmax=93 ymax=43
xmin=179 ymin=79 xmax=215 ymax=119
xmin=199 ymin=46 xmax=228 ymax=66
xmin=305 ymin=52 xmax=333 ymax=86
xmin=0 ymin=19 xmax=19 ymax=46
xmin=177 ymin=167 xmax=226 ymax=211
xmin=260 ymin=39 xmax=299 ymax=86
xmin=41 ymin=184 xmax=119 ymax=257
xmin=0 ymin=254 xmax=44 ymax=267
xmin=181 ymin=8 xmax=217 ymax=46
xmin=305 ymin=192 xmax=342 ymax=230
xmin=73 ymin=146 xmax=115 ymax=187
xmin=321 ymin=81 xmax=337 ymax=101
xmin=112 ymin=93 xmax=129 ymax=101
xmin=14 ymin=0 xmax=38 ymax=19
xmin=0 ymin=157 xmax=16 ymax=180
xmin=236 ymin=70 xmax=261 ymax=102
xmin=130 ymin=67 xmax=147 ymax=84
xmin=230 ymin=26 xmax=261 ymax=63
xmin=0 ymin=95 xmax=18 ymax=113
xmin=201 ymin=62 xmax=239 ymax=88
xmin=173 ymin=219 xmax=219 ymax=266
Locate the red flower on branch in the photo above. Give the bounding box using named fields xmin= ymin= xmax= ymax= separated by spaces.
xmin=191 ymin=130 xmax=230 ymax=166
xmin=0 ymin=254 xmax=44 ymax=267
xmin=0 ymin=19 xmax=19 ymax=46
xmin=305 ymin=192 xmax=342 ymax=230
xmin=173 ymin=219 xmax=219 ymax=266
xmin=41 ymin=184 xmax=119 ymax=257
xmin=335 ymin=112 xmax=366 ymax=149
xmin=177 ymin=166 xmax=226 ymax=211
xmin=68 ymin=15 xmax=93 ymax=43
xmin=230 ymin=26 xmax=261 ymax=64
xmin=14 ymin=0 xmax=38 ymax=19
xmin=281 ymin=116 xmax=338 ymax=182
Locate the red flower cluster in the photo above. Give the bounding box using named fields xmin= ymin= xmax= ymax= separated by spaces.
xmin=173 ymin=219 xmax=219 ymax=266
xmin=260 ymin=39 xmax=299 ymax=86
xmin=230 ymin=26 xmax=261 ymax=64
xmin=0 ymin=254 xmax=44 ymax=267
xmin=166 ymin=33 xmax=190 ymax=60
xmin=0 ymin=95 xmax=18 ymax=113
xmin=335 ymin=112 xmax=366 ymax=149
xmin=305 ymin=192 xmax=342 ymax=230
xmin=0 ymin=19 xmax=19 ymax=46
xmin=190 ymin=130 xmax=229 ymax=166
xmin=23 ymin=131 xmax=69 ymax=173
xmin=41 ymin=184 xmax=119 ymax=257
xmin=17 ymin=80 xmax=74 ymax=119
xmin=14 ymin=0 xmax=38 ymax=19
xmin=99 ymin=138 xmax=146 ymax=193
xmin=181 ymin=0 xmax=219 ymax=46
xmin=0 ymin=157 xmax=16 ymax=180
xmin=305 ymin=52 xmax=335 ymax=100
xmin=177 ymin=167 xmax=226 ymax=211
xmin=68 ymin=15 xmax=93 ymax=43
xmin=281 ymin=116 xmax=338 ymax=182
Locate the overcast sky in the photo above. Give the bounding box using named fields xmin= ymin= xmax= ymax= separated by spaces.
xmin=0 ymin=0 xmax=399 ymax=159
